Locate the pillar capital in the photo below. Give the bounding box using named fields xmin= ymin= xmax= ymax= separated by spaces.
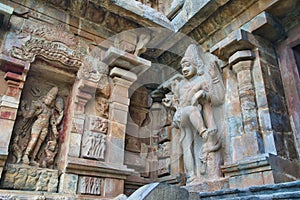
xmin=230 ymin=50 xmax=255 ymax=73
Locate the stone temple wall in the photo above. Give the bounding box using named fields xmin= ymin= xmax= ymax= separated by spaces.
xmin=0 ymin=0 xmax=300 ymax=199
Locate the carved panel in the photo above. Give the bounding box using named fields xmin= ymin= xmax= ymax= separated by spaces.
xmin=86 ymin=116 xmax=108 ymax=134
xmin=78 ymin=57 xmax=109 ymax=84
xmin=70 ymin=0 xmax=88 ymax=17
xmin=157 ymin=158 xmax=171 ymax=176
xmin=157 ymin=142 xmax=171 ymax=158
xmin=2 ymin=164 xmax=59 ymax=192
xmin=20 ymin=22 xmax=78 ymax=47
xmin=95 ymin=96 xmax=109 ymax=118
xmin=81 ymin=132 xmax=106 ymax=160
xmin=158 ymin=126 xmax=172 ymax=143
xmin=125 ymin=135 xmax=140 ymax=152
xmin=78 ymin=176 xmax=102 ymax=195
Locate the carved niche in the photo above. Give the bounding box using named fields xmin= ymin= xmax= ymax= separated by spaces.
xmin=4 ymin=22 xmax=80 ymax=192
xmin=9 ymin=86 xmax=64 ymax=168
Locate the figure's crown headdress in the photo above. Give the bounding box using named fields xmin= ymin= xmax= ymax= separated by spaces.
xmin=47 ymin=86 xmax=58 ymax=99
xmin=181 ymin=44 xmax=204 ymax=67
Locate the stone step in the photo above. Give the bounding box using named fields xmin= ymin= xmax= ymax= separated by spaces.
xmin=192 ymin=180 xmax=300 ymax=200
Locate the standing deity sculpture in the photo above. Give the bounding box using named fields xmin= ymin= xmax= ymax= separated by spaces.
xmin=162 ymin=44 xmax=222 ymax=184
xmin=11 ymin=86 xmax=64 ymax=167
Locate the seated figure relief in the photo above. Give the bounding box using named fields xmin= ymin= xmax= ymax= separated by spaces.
xmin=11 ymin=86 xmax=64 ymax=168
xmin=162 ymin=44 xmax=223 ymax=184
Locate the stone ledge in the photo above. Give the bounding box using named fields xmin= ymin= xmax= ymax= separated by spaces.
xmin=196 ymin=180 xmax=300 ymax=200
xmin=221 ymin=154 xmax=272 ymax=176
xmin=183 ymin=178 xmax=229 ymax=193
xmin=66 ymin=156 xmax=134 ymax=179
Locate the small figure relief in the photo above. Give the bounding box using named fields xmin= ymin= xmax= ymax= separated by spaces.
xmin=125 ymin=135 xmax=140 ymax=152
xmin=158 ymin=126 xmax=172 ymax=144
xmin=134 ymin=31 xmax=151 ymax=56
xmin=88 ymin=116 xmax=108 ymax=134
xmin=161 ymin=44 xmax=223 ymax=185
xmin=1 ymin=164 xmax=59 ymax=192
xmin=157 ymin=158 xmax=171 ymax=177
xmin=95 ymin=96 xmax=109 ymax=119
xmin=136 ymin=0 xmax=159 ymax=10
xmin=10 ymin=86 xmax=64 ymax=168
xmin=24 ymin=169 xmax=40 ymax=190
xmin=47 ymin=173 xmax=59 ymax=192
xmin=36 ymin=171 xmax=50 ymax=191
xmin=78 ymin=176 xmax=102 ymax=195
xmin=157 ymin=142 xmax=171 ymax=158
xmin=81 ymin=132 xmax=106 ymax=160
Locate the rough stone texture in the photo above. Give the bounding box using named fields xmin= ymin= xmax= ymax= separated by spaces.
xmin=128 ymin=183 xmax=189 ymax=200
xmin=194 ymin=180 xmax=300 ymax=200
xmin=1 ymin=0 xmax=300 ymax=199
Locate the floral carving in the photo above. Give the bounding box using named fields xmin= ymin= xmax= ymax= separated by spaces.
xmin=20 ymin=22 xmax=78 ymax=47
xmin=11 ymin=38 xmax=83 ymax=70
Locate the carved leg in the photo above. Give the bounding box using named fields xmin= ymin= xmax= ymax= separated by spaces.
xmin=189 ymin=106 xmax=207 ymax=135
xmin=31 ymin=128 xmax=48 ymax=165
xmin=181 ymin=127 xmax=196 ymax=184
xmin=202 ymin=103 xmax=217 ymax=132
xmin=22 ymin=132 xmax=40 ymax=165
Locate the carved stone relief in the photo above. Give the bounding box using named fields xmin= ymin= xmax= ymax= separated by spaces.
xmin=161 ymin=44 xmax=224 ymax=185
xmin=78 ymin=176 xmax=102 ymax=195
xmin=86 ymin=116 xmax=108 ymax=134
xmin=11 ymin=38 xmax=83 ymax=71
xmin=19 ymin=22 xmax=78 ymax=47
xmin=81 ymin=131 xmax=106 ymax=161
xmin=157 ymin=158 xmax=171 ymax=176
xmin=157 ymin=142 xmax=171 ymax=158
xmin=125 ymin=135 xmax=140 ymax=152
xmin=10 ymin=86 xmax=64 ymax=168
xmin=2 ymin=164 xmax=59 ymax=192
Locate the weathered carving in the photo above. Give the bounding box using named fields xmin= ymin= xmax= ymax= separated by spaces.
xmin=136 ymin=0 xmax=159 ymax=10
xmin=87 ymin=116 xmax=108 ymax=134
xmin=85 ymin=2 xmax=106 ymax=24
xmin=78 ymin=176 xmax=102 ymax=195
xmin=82 ymin=132 xmax=106 ymax=160
xmin=95 ymin=96 xmax=109 ymax=118
xmin=157 ymin=142 xmax=171 ymax=158
xmin=125 ymin=135 xmax=140 ymax=152
xmin=70 ymin=0 xmax=88 ymax=17
xmin=162 ymin=44 xmax=222 ymax=184
xmin=158 ymin=158 xmax=171 ymax=176
xmin=11 ymin=87 xmax=64 ymax=167
xmin=79 ymin=57 xmax=109 ymax=84
xmin=11 ymin=38 xmax=83 ymax=70
xmin=134 ymin=31 xmax=151 ymax=56
xmin=2 ymin=164 xmax=59 ymax=192
xmin=20 ymin=22 xmax=78 ymax=47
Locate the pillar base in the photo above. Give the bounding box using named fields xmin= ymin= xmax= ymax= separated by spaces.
xmin=222 ymin=154 xmax=300 ymax=189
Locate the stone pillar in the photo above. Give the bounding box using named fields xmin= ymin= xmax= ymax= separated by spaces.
xmin=211 ymin=28 xmax=300 ymax=189
xmin=102 ymin=47 xmax=151 ymax=197
xmin=230 ymin=50 xmax=264 ymax=160
xmin=60 ymin=79 xmax=98 ymax=194
xmin=107 ymin=76 xmax=134 ymax=164
xmin=0 ymin=55 xmax=28 ymax=178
